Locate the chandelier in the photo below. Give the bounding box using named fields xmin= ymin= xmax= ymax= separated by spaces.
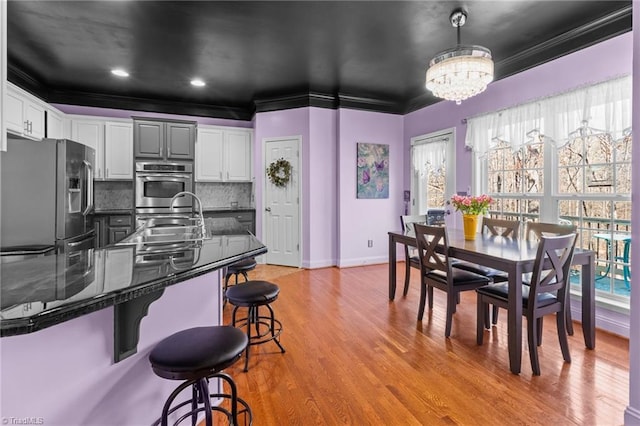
xmin=426 ymin=9 xmax=494 ymax=105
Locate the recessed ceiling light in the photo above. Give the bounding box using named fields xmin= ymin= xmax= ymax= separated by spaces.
xmin=111 ymin=68 xmax=129 ymax=78
xmin=191 ymin=79 xmax=206 ymax=87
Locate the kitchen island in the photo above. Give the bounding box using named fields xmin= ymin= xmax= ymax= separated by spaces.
xmin=0 ymin=217 xmax=266 ymax=425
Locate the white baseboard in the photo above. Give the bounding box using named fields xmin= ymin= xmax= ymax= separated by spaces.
xmin=302 ymin=259 xmax=335 ymax=269
xmin=337 ymin=256 xmax=388 ymax=268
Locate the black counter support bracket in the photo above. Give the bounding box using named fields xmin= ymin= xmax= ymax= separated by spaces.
xmin=113 ymin=289 xmax=165 ymax=363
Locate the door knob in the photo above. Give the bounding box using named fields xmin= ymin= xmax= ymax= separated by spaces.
xmin=265 ymin=207 xmax=271 ymax=212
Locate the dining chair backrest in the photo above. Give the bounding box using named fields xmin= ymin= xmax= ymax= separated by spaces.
xmin=482 ymin=217 xmax=521 ymax=238
xmin=525 ymin=222 xmax=577 ymax=241
xmin=413 ymin=223 xmax=451 ymax=276
xmin=527 ymin=233 xmax=577 ymax=315
xmin=400 ymin=214 xmax=428 ymax=236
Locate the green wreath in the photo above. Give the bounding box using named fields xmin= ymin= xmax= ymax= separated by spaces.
xmin=267 ymin=158 xmax=292 ymax=187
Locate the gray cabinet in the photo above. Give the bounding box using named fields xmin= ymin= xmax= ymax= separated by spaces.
xmin=133 ymin=118 xmax=195 ymax=161
xmin=204 ymin=210 xmax=255 ymax=234
xmin=95 ymin=213 xmax=133 ymax=247
xmin=107 ymin=215 xmax=133 ymax=244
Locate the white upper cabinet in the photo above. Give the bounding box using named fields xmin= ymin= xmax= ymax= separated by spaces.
xmin=70 ymin=116 xmax=134 ymax=181
xmin=195 ymin=126 xmax=252 ymax=182
xmin=104 ymin=121 xmax=133 ymax=180
xmin=224 ymin=129 xmax=252 ymax=181
xmin=71 ymin=117 xmax=105 ymax=180
xmin=196 ymin=127 xmax=224 ymax=181
xmin=46 ymin=106 xmax=65 ymax=139
xmin=5 ymin=83 xmax=45 ymax=140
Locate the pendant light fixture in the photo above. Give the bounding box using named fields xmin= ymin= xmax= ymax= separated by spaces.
xmin=425 ymin=9 xmax=494 ymax=105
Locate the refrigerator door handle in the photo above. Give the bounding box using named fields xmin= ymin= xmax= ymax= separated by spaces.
xmin=82 ymin=160 xmax=94 ymax=216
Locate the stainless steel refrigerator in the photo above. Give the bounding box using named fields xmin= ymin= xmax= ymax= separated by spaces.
xmin=1 ymin=137 xmax=95 ymax=253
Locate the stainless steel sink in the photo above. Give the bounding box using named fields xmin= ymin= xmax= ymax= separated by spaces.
xmin=116 ymin=218 xmax=210 ymax=246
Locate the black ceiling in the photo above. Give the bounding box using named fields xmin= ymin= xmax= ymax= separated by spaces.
xmin=7 ymin=1 xmax=632 ymax=121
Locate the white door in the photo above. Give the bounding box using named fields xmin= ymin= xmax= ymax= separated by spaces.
xmin=410 ymin=129 xmax=456 ymax=227
xmin=264 ymin=136 xmax=300 ymax=267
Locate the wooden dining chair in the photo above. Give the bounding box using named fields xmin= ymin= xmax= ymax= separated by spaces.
xmin=400 ymin=214 xmax=428 ymax=297
xmin=524 ymin=221 xmax=578 ymax=333
xmin=525 ymin=221 xmax=577 ymax=241
xmin=453 ymin=217 xmax=521 ymax=325
xmin=476 ymin=233 xmax=577 ymax=375
xmin=414 ymin=224 xmax=490 ymax=337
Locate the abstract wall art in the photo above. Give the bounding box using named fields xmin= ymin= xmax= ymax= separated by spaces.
xmin=356 ymin=142 xmax=389 ymax=199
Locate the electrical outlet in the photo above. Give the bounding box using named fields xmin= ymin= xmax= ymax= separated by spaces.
xmin=367 ymin=240 xmax=373 ymax=248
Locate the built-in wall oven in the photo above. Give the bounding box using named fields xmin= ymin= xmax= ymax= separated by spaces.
xmin=135 ymin=162 xmax=193 ymax=213
xmin=135 ymin=161 xmax=195 ymax=228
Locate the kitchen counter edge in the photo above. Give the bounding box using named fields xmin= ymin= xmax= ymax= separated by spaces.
xmin=1 ymin=245 xmax=266 ymax=337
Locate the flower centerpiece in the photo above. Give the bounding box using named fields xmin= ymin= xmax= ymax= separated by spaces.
xmin=451 ymin=194 xmax=493 ymax=240
xmin=451 ymin=194 xmax=493 ymax=215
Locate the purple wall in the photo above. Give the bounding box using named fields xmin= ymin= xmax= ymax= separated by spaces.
xmin=253 ymin=107 xmax=402 ymax=268
xmin=52 ymin=104 xmax=252 ymax=128
xmin=404 ymin=32 xmax=633 ymax=197
xmin=1 ymin=273 xmax=222 ymax=425
xmin=625 ymin=1 xmax=640 ymax=422
xmin=307 ymin=107 xmax=338 ymax=268
xmin=337 ymin=109 xmax=404 ymax=267
xmin=253 ymin=108 xmax=311 ymax=261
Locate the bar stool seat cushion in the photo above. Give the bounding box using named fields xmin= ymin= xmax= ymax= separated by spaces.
xmin=149 ymin=326 xmax=248 ymax=379
xmin=227 ymin=258 xmax=257 ymax=273
xmin=226 ymin=280 xmax=280 ymax=306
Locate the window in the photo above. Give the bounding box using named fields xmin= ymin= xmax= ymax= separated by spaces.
xmin=467 ymin=76 xmax=632 ymax=307
xmin=411 ymin=131 xmax=455 ymax=214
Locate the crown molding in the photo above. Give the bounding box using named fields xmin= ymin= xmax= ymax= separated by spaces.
xmin=44 ymin=89 xmax=253 ymax=121
xmin=254 ymin=92 xmax=403 ymax=114
xmin=336 ymin=94 xmax=403 ymax=115
xmin=403 ymin=4 xmax=632 ymax=114
xmin=7 ymin=63 xmax=49 ymax=100
xmin=494 ymin=4 xmax=632 ymax=80
xmin=254 ymin=92 xmax=338 ymax=113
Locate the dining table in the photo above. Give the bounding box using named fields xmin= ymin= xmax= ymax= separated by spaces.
xmin=388 ymin=228 xmax=596 ymax=375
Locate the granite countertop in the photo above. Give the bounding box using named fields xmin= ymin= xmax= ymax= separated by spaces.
xmin=94 ymin=209 xmax=133 ymax=214
xmin=94 ymin=208 xmax=256 ymax=214
xmin=202 ymin=207 xmax=255 ymax=212
xmin=0 ymin=218 xmax=266 ymax=337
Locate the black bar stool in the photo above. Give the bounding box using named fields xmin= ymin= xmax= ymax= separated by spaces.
xmin=224 ymin=258 xmax=257 ymax=288
xmin=225 ymin=281 xmax=286 ymax=371
xmin=149 ymin=326 xmax=253 ymax=426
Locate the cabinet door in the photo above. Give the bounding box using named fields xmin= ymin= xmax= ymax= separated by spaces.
xmin=5 ymin=90 xmax=25 ymax=135
xmin=166 ymin=122 xmax=195 ymax=160
xmin=105 ymin=122 xmax=133 ymax=180
xmin=108 ymin=227 xmax=131 ymax=244
xmin=94 ymin=216 xmax=107 ymax=248
xmin=107 ymin=215 xmax=132 ymax=244
xmin=195 ymin=128 xmax=224 ymax=181
xmin=46 ymin=109 xmax=64 ymax=139
xmin=24 ymin=102 xmax=45 ymax=140
xmin=134 ymin=120 xmax=164 ymax=159
xmin=225 ymin=130 xmax=252 ymax=181
xmin=72 ymin=119 xmax=105 ymax=179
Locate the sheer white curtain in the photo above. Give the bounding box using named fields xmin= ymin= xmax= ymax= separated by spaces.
xmin=412 ymin=138 xmax=448 ymax=176
xmin=465 ymin=75 xmax=632 ymax=155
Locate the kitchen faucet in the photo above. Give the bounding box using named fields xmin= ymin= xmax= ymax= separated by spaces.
xmin=170 ymin=191 xmax=206 ymax=234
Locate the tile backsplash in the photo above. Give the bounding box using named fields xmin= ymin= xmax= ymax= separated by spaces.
xmin=196 ymin=182 xmax=253 ymax=208
xmin=94 ymin=181 xmax=133 ymax=210
xmin=94 ymin=181 xmax=253 ymax=210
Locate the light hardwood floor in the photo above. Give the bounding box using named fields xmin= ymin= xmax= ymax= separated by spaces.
xmin=216 ymin=263 xmax=629 ymax=425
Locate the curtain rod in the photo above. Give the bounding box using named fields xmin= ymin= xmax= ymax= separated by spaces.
xmin=460 ymin=73 xmax=631 ymax=125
